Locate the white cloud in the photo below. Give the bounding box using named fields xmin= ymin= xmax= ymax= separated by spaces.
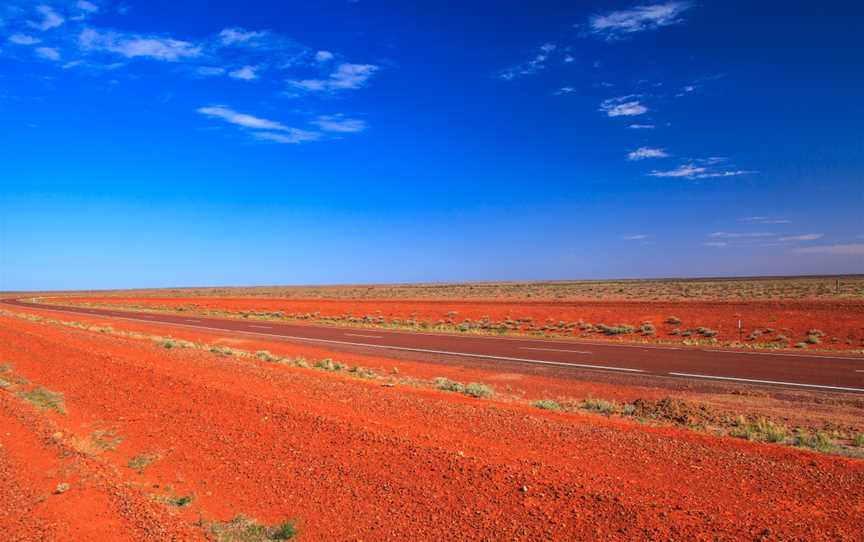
xmin=709 ymin=232 xmax=774 ymax=239
xmin=705 ymin=241 xmax=728 ymax=248
xmin=739 ymin=216 xmax=791 ymax=224
xmin=30 ymin=5 xmax=65 ymax=31
xmin=628 ymin=147 xmax=669 ymax=160
xmin=628 ymin=124 xmax=655 ymax=129
xmin=779 ymin=233 xmax=823 ymax=242
xmin=253 ymin=130 xmax=321 ymax=144
xmin=228 ymin=65 xmax=258 ymax=81
xmin=77 ymin=1 xmax=99 ymax=13
xmin=315 ymin=50 xmax=334 ymax=62
xmin=793 ymin=244 xmax=864 ymax=256
xmin=9 ymin=34 xmax=41 ymax=45
xmin=289 ymin=62 xmax=378 ymax=92
xmin=649 ymin=164 xmax=705 ymax=178
xmin=218 ymin=27 xmax=267 ymax=46
xmin=80 ymin=28 xmax=202 ymax=61
xmin=197 ymin=105 xmax=324 ymax=144
xmin=650 ymin=163 xmax=754 ymax=179
xmin=695 ymin=170 xmax=753 ymax=178
xmin=196 ymin=66 xmax=226 ymax=76
xmin=600 ymin=96 xmax=647 ymax=117
xmin=621 ymin=234 xmax=651 ymax=240
xmin=555 ymin=87 xmax=576 ymax=95
xmin=498 ymin=43 xmax=558 ymax=80
xmin=588 ymin=1 xmax=695 ymax=40
xmin=311 ymin=114 xmax=366 ymax=133
xmin=197 ymin=105 xmax=290 ymax=131
xmin=35 ymin=46 xmax=60 ymax=61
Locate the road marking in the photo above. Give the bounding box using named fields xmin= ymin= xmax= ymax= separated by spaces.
xmin=668 ymin=372 xmax=864 ymax=393
xmin=7 ymin=303 xmax=645 ymax=374
xmin=520 ymin=347 xmax=592 ymax=355
xmin=701 ymin=349 xmax=863 ymax=361
xmin=185 ymin=319 xmax=202 ymax=323
xmin=345 ymin=333 xmax=383 ymax=339
xmin=856 ymin=370 xmax=864 ymax=373
xmin=249 ymin=325 xmax=273 ymax=329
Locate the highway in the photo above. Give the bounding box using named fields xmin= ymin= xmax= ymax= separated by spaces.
xmin=3 ymin=298 xmax=864 ymax=393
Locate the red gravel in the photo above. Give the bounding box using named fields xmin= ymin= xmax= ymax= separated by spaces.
xmin=1 ymin=310 xmax=863 ymax=540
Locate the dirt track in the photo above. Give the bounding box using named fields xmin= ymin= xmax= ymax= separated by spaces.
xmin=1 ymin=306 xmax=863 ymax=540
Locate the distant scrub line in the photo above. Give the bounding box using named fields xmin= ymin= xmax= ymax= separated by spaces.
xmin=2 ymin=307 xmax=863 ymax=459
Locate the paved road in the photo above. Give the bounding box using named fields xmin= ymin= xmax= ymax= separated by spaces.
xmin=4 ymin=298 xmax=864 ymax=393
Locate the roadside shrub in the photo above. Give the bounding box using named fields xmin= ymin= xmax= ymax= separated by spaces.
xmin=314 ymin=358 xmax=345 ymax=371
xmin=665 ymin=316 xmax=682 ymax=325
xmin=805 ymin=334 xmax=821 ymax=345
xmin=581 ymin=398 xmax=617 ymax=415
xmin=255 ymin=350 xmax=278 ymax=362
xmin=207 ymin=515 xmax=298 ymax=541
xmin=463 ymin=382 xmax=494 ymax=398
xmin=532 ymin=400 xmax=563 ymax=411
xmin=434 ymin=377 xmax=494 ymax=398
xmin=19 ymin=387 xmax=65 ymax=413
xmin=796 ymin=431 xmax=834 ymax=452
xmin=640 ymin=323 xmax=655 ymax=335
xmin=852 ymin=434 xmax=864 ymax=447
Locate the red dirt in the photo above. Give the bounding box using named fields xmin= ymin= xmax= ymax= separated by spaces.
xmin=47 ymin=296 xmax=864 ymax=351
xmin=2 ymin=306 xmax=864 ymax=540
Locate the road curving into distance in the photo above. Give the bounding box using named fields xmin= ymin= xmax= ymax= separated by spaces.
xmin=4 ymin=297 xmax=864 ymax=393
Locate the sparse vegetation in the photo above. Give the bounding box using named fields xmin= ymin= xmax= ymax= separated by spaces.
xmin=434 ymin=377 xmax=494 ymax=398
xmin=128 ymin=453 xmax=160 ymax=472
xmin=730 ymin=417 xmax=788 ymax=443
xmin=207 ymin=515 xmax=298 ymax=541
xmin=796 ymin=430 xmax=834 ymax=452
xmin=19 ymin=387 xmax=65 ymax=413
xmin=532 ymin=400 xmax=563 ymax=411
xmin=580 ymin=398 xmax=617 ymax=415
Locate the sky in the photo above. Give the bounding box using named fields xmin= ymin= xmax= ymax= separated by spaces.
xmin=1 ymin=0 xmax=862 ymax=291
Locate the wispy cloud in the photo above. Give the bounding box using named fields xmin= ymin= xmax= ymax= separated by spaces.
xmin=315 ymin=50 xmax=334 ymax=62
xmin=311 ymin=114 xmax=366 ymax=133
xmin=197 ymin=105 xmax=292 ymax=131
xmin=79 ymin=28 xmax=202 ymax=62
xmin=289 ymin=63 xmax=379 ymax=92
xmin=621 ymin=234 xmax=651 ymax=240
xmin=628 ymin=124 xmax=655 ymax=129
xmin=35 ymin=46 xmax=61 ymax=61
xmin=498 ymin=43 xmax=557 ymax=80
xmin=793 ymin=244 xmax=864 ymax=256
xmin=228 ymin=65 xmax=258 ymax=81
xmin=218 ymin=27 xmax=268 ymax=47
xmin=628 ymin=147 xmax=669 ymax=161
xmin=587 ymin=1 xmax=695 ymax=40
xmin=555 ymin=86 xmax=576 ymax=95
xmin=77 ymin=1 xmax=99 ymax=14
xmin=600 ymin=95 xmax=647 ymax=117
xmin=649 ymin=162 xmax=754 ymax=179
xmin=29 ymin=5 xmax=65 ymax=31
xmin=739 ymin=216 xmax=791 ymax=225
xmin=709 ymin=232 xmax=774 ymax=239
xmin=779 ymin=233 xmax=823 ymax=242
xmin=253 ymin=130 xmax=321 ymax=144
xmin=8 ymin=34 xmax=41 ymax=45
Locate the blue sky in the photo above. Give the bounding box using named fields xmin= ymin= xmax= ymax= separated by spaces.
xmin=1 ymin=0 xmax=862 ymax=290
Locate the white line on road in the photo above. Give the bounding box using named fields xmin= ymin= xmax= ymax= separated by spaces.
xmin=345 ymin=333 xmax=383 ymax=339
xmin=185 ymin=319 xmax=202 ymax=323
xmin=249 ymin=325 xmax=273 ymax=329
xmin=701 ymin=349 xmax=863 ymax=361
xmin=668 ymin=372 xmax=864 ymax=393
xmin=520 ymin=347 xmax=592 ymax=355
xmin=25 ymin=306 xmax=645 ymax=374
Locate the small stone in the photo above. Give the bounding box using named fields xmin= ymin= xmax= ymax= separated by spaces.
xmin=520 ymin=485 xmax=528 ymax=493
xmin=54 ymin=483 xmax=70 ymax=494
xmin=51 ymin=432 xmax=63 ymax=440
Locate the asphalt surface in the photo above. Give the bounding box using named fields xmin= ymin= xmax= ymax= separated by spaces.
xmin=4 ymin=298 xmax=864 ymax=393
